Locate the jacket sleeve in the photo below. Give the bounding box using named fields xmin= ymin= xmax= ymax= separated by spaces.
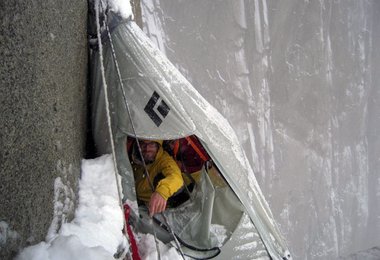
xmin=155 ymin=153 xmax=184 ymax=200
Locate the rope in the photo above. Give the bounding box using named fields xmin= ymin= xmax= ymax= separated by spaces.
xmin=161 ymin=213 xmax=186 ymax=259
xmin=103 ymin=13 xmax=164 ymax=260
xmin=94 ymin=1 xmax=132 ymax=258
xmin=95 ymin=3 xmax=224 ymax=260
xmin=104 ymin=17 xmax=188 ymax=260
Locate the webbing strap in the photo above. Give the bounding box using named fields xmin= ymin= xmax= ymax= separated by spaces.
xmin=123 ymin=204 xmax=141 ymax=260
xmin=173 ymin=136 xmax=209 ymax=163
xmin=173 ymin=140 xmax=180 ymax=159
xmin=185 ymin=137 xmax=208 ymax=162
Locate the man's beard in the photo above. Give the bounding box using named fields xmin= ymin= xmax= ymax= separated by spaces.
xmin=132 ymin=143 xmax=155 ymax=165
xmin=143 ymin=156 xmax=155 ymax=165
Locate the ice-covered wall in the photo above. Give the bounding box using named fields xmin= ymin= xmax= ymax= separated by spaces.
xmin=141 ymin=0 xmax=380 ymax=259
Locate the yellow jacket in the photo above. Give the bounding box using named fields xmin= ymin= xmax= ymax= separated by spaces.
xmin=132 ymin=146 xmax=184 ymax=203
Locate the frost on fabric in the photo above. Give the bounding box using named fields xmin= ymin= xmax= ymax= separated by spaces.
xmin=235 ymin=241 xmax=258 ymax=251
xmin=141 ymin=0 xmax=168 ymax=56
xmin=209 ymin=224 xmax=228 ymax=247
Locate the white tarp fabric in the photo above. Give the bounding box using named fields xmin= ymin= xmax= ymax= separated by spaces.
xmin=92 ymin=19 xmax=196 ymax=142
xmin=91 ymin=13 xmax=290 ymax=260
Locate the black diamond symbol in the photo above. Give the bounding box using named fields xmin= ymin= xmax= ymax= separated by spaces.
xmin=144 ymin=91 xmax=170 ymax=127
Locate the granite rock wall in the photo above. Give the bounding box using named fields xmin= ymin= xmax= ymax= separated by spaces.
xmin=0 ymin=1 xmax=88 ymax=258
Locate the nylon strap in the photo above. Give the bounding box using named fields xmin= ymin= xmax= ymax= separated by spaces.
xmin=173 ymin=136 xmax=208 ymax=163
xmin=185 ymin=136 xmax=208 ymax=162
xmin=173 ymin=140 xmax=180 ymax=159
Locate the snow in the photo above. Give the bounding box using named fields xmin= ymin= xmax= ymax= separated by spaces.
xmin=16 ymin=155 xmax=125 ymax=260
xmin=16 ymin=155 xmax=182 ymax=260
xmin=107 ymin=0 xmax=133 ymax=20
xmin=46 ymin=175 xmax=75 ymax=241
xmin=137 ymin=234 xmax=181 ymax=260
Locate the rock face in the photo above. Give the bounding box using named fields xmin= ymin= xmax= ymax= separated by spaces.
xmin=141 ymin=0 xmax=380 ymax=259
xmin=0 ymin=1 xmax=87 ymax=258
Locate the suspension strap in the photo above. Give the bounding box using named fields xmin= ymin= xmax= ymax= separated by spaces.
xmin=185 ymin=136 xmax=209 ymax=162
xmin=173 ymin=140 xmax=180 ymax=160
xmin=123 ymin=204 xmax=141 ymax=260
xmin=173 ymin=137 xmax=208 ymax=163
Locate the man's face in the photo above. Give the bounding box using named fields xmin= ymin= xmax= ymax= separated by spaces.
xmin=139 ymin=140 xmax=159 ymax=164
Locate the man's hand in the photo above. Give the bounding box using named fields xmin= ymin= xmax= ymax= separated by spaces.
xmin=149 ymin=192 xmax=167 ymax=217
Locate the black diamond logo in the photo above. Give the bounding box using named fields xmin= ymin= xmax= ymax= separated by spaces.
xmin=144 ymin=91 xmax=170 ymax=127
